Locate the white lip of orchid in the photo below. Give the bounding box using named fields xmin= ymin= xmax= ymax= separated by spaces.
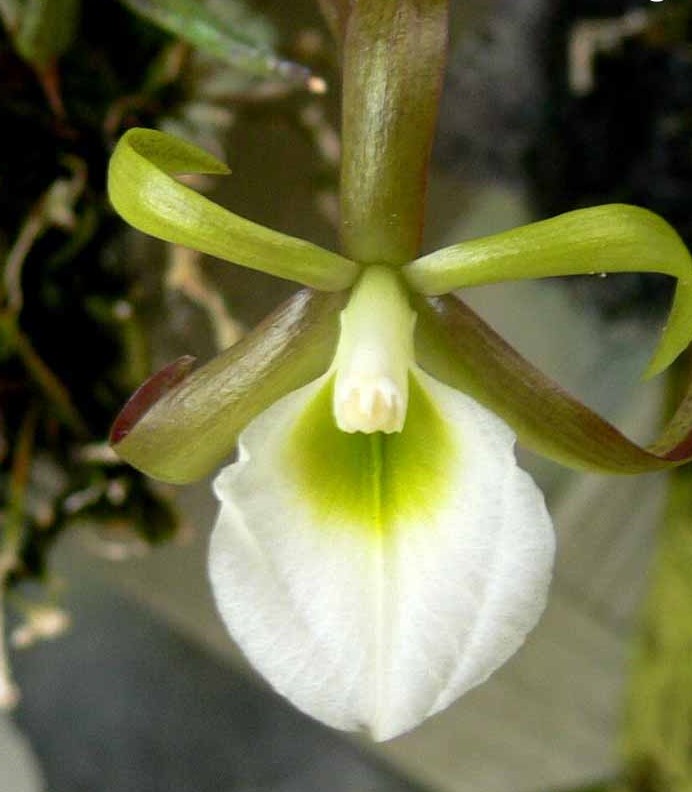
xmin=332 ymin=265 xmax=416 ymax=434
xmin=209 ymin=367 xmax=555 ymax=740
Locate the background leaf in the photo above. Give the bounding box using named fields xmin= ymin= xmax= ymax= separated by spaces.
xmin=118 ymin=0 xmax=316 ymax=89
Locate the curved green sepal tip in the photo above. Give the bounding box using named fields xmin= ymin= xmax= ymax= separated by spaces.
xmin=108 ymin=128 xmax=359 ymax=291
xmin=404 ymin=204 xmax=692 ymax=377
xmin=413 ymin=293 xmax=692 ymax=475
xmin=111 ymin=289 xmax=348 ymax=484
xmin=286 ymin=374 xmax=455 ymax=535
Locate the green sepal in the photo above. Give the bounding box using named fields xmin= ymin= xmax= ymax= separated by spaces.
xmin=413 ymin=293 xmax=692 ymax=474
xmin=340 ymin=0 xmax=449 ymax=265
xmin=108 ymin=128 xmax=360 ymax=291
xmin=111 ymin=289 xmax=348 ymax=483
xmin=403 ymin=205 xmax=692 ymax=376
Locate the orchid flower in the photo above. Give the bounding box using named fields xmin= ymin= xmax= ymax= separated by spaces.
xmin=106 ymin=2 xmax=692 ymax=743
xmin=107 ymin=127 xmax=692 ymax=740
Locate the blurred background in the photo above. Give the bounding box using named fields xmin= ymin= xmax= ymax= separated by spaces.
xmin=1 ymin=0 xmax=691 ymax=789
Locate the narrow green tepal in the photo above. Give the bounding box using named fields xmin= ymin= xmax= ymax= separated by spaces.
xmin=413 ymin=293 xmax=692 ymax=475
xmin=403 ymin=204 xmax=692 ymax=376
xmin=108 ymin=128 xmax=360 ymax=291
xmin=111 ymin=289 xmax=348 ymax=483
xmin=340 ymin=0 xmax=449 ymax=265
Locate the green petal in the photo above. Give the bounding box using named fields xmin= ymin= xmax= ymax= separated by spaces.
xmin=108 ymin=128 xmax=359 ymax=291
xmin=413 ymin=293 xmax=692 ymax=474
xmin=111 ymin=289 xmax=347 ymax=483
xmin=403 ymin=204 xmax=692 ymax=376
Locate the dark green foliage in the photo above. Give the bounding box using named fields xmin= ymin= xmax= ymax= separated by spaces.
xmin=0 ymin=0 xmax=183 ymax=589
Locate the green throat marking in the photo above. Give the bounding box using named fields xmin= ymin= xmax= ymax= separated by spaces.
xmin=287 ymin=374 xmax=456 ymax=535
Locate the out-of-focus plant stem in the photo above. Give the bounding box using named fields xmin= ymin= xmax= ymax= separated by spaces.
xmin=118 ymin=0 xmax=322 ymax=91
xmin=12 ymin=330 xmax=88 ymax=437
xmin=620 ymin=348 xmax=692 ymax=791
xmin=0 ymin=405 xmax=37 ymax=708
